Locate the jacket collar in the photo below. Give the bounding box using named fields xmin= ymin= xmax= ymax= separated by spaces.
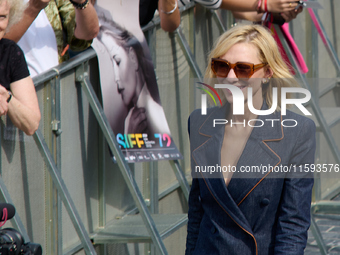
xmin=193 ymin=100 xmax=284 ymax=182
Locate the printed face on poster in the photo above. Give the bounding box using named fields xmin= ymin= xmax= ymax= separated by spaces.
xmin=92 ymin=0 xmax=182 ymax=163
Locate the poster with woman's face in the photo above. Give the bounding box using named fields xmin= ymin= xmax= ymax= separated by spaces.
xmin=92 ymin=0 xmax=182 ymax=163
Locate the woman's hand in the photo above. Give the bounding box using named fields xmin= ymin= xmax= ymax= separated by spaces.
xmin=280 ymin=6 xmax=303 ymax=22
xmin=267 ymin=0 xmax=298 ymax=13
xmin=127 ymin=107 xmax=148 ymax=134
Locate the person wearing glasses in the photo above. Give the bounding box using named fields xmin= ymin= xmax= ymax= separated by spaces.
xmin=0 ymin=0 xmax=41 ymax=135
xmin=186 ymin=24 xmax=315 ymax=255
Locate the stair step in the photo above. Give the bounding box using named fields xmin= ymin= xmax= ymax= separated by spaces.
xmin=90 ymin=214 xmax=187 ymax=244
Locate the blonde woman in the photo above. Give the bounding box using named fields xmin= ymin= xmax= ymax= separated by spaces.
xmin=0 ymin=0 xmax=40 ymax=135
xmin=186 ymin=24 xmax=315 ymax=255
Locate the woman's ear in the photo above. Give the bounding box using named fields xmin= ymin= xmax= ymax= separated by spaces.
xmin=264 ymin=66 xmax=273 ymax=78
xmin=128 ymin=47 xmax=138 ymax=71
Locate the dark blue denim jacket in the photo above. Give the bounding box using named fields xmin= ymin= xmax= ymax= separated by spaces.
xmin=186 ymin=102 xmax=316 ymax=255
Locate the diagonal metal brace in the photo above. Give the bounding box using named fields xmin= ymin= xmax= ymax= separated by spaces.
xmin=308 ymin=9 xmax=340 ymax=75
xmin=170 ymin=160 xmax=190 ymax=201
xmin=175 ymin=27 xmax=203 ymax=81
xmin=310 ymin=215 xmax=328 ymax=255
xmin=275 ymin=25 xmax=340 ymax=165
xmin=33 ymin=129 xmax=96 ymax=255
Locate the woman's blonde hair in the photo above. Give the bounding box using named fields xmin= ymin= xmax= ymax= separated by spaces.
xmin=1 ymin=0 xmax=26 ymax=31
xmin=205 ymin=24 xmax=297 ymax=109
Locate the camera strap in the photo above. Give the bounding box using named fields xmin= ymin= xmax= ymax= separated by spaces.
xmin=0 ymin=208 xmax=8 ymax=227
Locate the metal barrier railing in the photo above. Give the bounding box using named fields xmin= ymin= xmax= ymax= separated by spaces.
xmin=3 ymin=13 xmax=194 ymax=253
xmin=0 ymin=45 xmax=188 ymax=254
xmin=35 ymin=48 xmax=189 ymax=254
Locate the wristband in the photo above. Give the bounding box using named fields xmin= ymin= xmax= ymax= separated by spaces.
xmin=160 ymin=1 xmax=177 ymax=14
xmin=264 ymin=0 xmax=268 ymax=12
xmin=257 ymin=0 xmax=262 ymax=13
xmin=7 ymin=91 xmax=12 ymax=103
xmin=70 ymin=0 xmax=89 ymax=10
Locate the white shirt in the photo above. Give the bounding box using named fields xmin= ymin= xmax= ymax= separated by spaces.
xmin=18 ymin=10 xmax=58 ymax=77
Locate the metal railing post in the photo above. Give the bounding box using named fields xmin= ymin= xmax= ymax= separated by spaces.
xmin=275 ymin=25 xmax=340 ymax=165
xmin=170 ymin=160 xmax=190 ymax=201
xmin=308 ymin=9 xmax=340 ymax=75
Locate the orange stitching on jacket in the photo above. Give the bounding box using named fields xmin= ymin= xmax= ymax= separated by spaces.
xmin=237 ymin=114 xmax=284 ymax=207
xmin=191 ymin=110 xmax=217 ymax=159
xmin=198 ymin=107 xmax=220 ymax=137
xmin=192 ymin=155 xmax=258 ymax=255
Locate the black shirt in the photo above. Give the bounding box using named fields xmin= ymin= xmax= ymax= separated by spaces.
xmin=0 ymin=39 xmax=30 ymax=90
xmin=139 ymin=0 xmax=159 ymax=27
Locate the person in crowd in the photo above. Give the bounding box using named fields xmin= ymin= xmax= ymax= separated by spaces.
xmin=140 ymin=0 xmax=180 ymax=32
xmin=186 ymin=24 xmax=315 ymax=254
xmin=96 ymin=19 xmax=171 ymax=136
xmin=231 ymin=0 xmax=303 ymax=24
xmin=178 ymin=0 xmax=302 ymax=23
xmin=4 ymin=0 xmax=99 ymax=77
xmin=0 ymin=0 xmax=41 ymax=135
xmin=182 ymin=0 xmax=299 ymax=12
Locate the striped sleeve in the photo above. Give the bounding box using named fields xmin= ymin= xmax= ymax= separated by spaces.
xmin=177 ymin=0 xmax=222 ymax=10
xmin=194 ymin=0 xmax=222 ymax=9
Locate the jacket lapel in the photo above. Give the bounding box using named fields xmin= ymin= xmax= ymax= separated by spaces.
xmin=192 ymin=104 xmax=254 ymax=233
xmin=228 ymin=109 xmax=284 ymax=206
xmin=191 ymin=101 xmax=284 ymax=231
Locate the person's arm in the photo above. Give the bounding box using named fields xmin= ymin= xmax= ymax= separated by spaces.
xmin=232 ymin=11 xmax=263 ymax=22
xmin=4 ymin=0 xmax=50 ymax=43
xmin=5 ymin=78 xmax=41 ymax=136
xmin=0 ymin=43 xmax=41 ymax=136
xmin=71 ymin=0 xmax=99 ymax=40
xmin=274 ymin=118 xmax=316 ymax=254
xmin=232 ymin=7 xmax=303 ymax=23
xmin=185 ymin=178 xmax=204 ymax=255
xmin=220 ymin=0 xmax=298 ymax=13
xmin=158 ymin=0 xmax=180 ymax=32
